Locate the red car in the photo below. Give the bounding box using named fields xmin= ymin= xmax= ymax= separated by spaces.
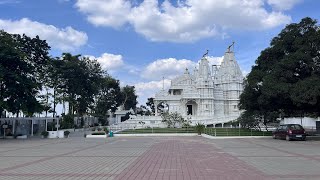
xmin=272 ymin=124 xmax=306 ymax=141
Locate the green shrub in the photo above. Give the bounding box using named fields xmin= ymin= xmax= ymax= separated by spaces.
xmin=104 ymin=127 xmax=109 ymax=134
xmin=64 ymin=130 xmax=70 ymax=137
xmin=195 ymin=123 xmax=205 ymax=135
xmin=41 ymin=131 xmax=49 ymax=138
xmin=47 ymin=122 xmax=55 ymax=131
xmin=61 ymin=114 xmax=74 ymax=129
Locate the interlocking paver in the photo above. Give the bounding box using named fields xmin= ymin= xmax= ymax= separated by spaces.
xmin=116 ymin=137 xmax=266 ymax=180
xmin=1 ymin=136 xmax=320 ymax=179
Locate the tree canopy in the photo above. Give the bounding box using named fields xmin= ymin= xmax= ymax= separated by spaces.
xmin=0 ymin=30 xmax=50 ymax=117
xmin=239 ymin=17 xmax=320 ymax=128
xmin=0 ymin=30 xmax=138 ymax=123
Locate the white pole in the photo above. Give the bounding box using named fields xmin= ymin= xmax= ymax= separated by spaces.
xmin=13 ymin=119 xmax=15 ymax=135
xmin=45 ymin=119 xmax=47 ymax=131
xmin=56 ymin=117 xmax=59 ymax=138
xmin=31 ymin=119 xmax=34 ymax=136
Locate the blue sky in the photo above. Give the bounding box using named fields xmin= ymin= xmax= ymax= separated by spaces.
xmin=0 ymin=0 xmax=319 ymax=107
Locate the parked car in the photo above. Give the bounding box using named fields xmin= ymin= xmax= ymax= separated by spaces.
xmin=272 ymin=124 xmax=306 ymax=141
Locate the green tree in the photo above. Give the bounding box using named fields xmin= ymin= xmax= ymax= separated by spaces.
xmin=0 ymin=30 xmax=50 ymax=117
xmin=146 ymin=97 xmax=155 ymax=115
xmin=121 ymin=86 xmax=138 ymax=111
xmin=239 ymin=17 xmax=320 ymax=126
xmin=94 ymin=75 xmax=122 ymax=125
xmin=161 ymin=112 xmax=173 ymax=128
xmin=58 ymin=53 xmax=103 ymax=117
xmin=47 ymin=57 xmax=65 ymax=117
xmin=161 ymin=112 xmax=185 ymax=128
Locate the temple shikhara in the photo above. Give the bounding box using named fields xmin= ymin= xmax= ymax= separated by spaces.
xmin=113 ymin=43 xmax=244 ymax=128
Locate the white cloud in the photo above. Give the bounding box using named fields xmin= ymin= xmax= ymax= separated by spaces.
xmin=141 ymin=58 xmax=196 ymax=80
xmin=75 ymin=0 xmax=131 ymax=28
xmin=134 ymin=79 xmax=171 ymax=105
xmin=75 ymin=0 xmax=295 ymax=42
xmin=0 ymin=0 xmax=20 ymax=5
xmin=86 ymin=53 xmax=124 ymax=71
xmin=0 ymin=18 xmax=88 ymax=51
xmin=206 ymin=56 xmax=224 ymax=66
xmin=267 ymin=0 xmax=301 ymax=11
xmin=141 ymin=56 xmax=224 ymax=81
xmin=58 ymin=0 xmax=70 ymax=3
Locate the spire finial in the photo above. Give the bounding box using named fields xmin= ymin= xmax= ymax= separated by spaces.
xmin=202 ymin=49 xmax=209 ymax=58
xmin=227 ymin=41 xmax=235 ymax=52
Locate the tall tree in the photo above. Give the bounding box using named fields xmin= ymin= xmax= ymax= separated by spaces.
xmin=121 ymin=85 xmax=138 ymax=111
xmin=146 ymin=97 xmax=155 ymax=114
xmin=94 ymin=75 xmax=122 ymax=124
xmin=239 ymin=17 xmax=320 ymax=127
xmin=58 ymin=53 xmax=103 ymax=116
xmin=0 ymin=30 xmax=50 ymax=117
xmin=47 ymin=57 xmax=65 ymax=117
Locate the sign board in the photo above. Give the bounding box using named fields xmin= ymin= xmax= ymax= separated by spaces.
xmin=2 ymin=125 xmax=8 ymax=129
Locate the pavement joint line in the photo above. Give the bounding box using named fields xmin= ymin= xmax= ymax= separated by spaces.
xmin=269 ymin=174 xmax=320 ymax=178
xmin=116 ymin=138 xmax=268 ymax=180
xmin=114 ymin=140 xmax=161 ymax=180
xmin=198 ymin=138 xmax=271 ymax=178
xmin=0 ymin=138 xmax=122 ymax=173
xmin=238 ymin=138 xmax=320 ymax=162
xmin=0 ymin=140 xmax=69 ymax=154
xmin=0 ymin=173 xmax=115 ymax=177
xmin=0 ymin=155 xmax=140 ymax=157
xmin=124 ymin=144 xmax=155 ymax=180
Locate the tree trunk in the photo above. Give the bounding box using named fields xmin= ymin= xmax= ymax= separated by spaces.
xmin=45 ymin=88 xmax=49 ymax=117
xmin=53 ymin=88 xmax=56 ymax=118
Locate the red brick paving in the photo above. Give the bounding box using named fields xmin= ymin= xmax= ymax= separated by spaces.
xmin=116 ymin=138 xmax=267 ymax=180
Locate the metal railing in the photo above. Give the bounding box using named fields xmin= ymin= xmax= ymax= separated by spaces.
xmin=204 ymin=128 xmax=272 ymax=136
xmin=109 ymin=125 xmax=195 ymax=134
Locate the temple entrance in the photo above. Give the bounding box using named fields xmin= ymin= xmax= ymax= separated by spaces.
xmin=185 ymin=100 xmax=197 ymax=116
xmin=187 ymin=105 xmax=193 ymax=115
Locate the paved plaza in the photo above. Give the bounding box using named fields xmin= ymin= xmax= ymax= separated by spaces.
xmin=0 ymin=136 xmax=320 ymax=180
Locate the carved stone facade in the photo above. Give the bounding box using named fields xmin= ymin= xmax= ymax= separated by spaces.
xmin=154 ymin=46 xmax=243 ymax=125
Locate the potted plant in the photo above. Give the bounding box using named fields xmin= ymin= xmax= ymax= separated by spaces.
xmin=195 ymin=123 xmax=205 ymax=135
xmin=64 ymin=130 xmax=70 ymax=138
xmin=104 ymin=127 xmax=109 ymax=134
xmin=41 ymin=131 xmax=49 ymax=138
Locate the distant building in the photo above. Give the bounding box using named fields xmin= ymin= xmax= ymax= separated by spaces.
xmin=153 ymin=45 xmax=243 ymax=126
xmin=111 ymin=45 xmax=244 ymax=128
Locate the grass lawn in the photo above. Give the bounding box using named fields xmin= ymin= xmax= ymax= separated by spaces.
xmin=116 ymin=127 xmax=272 ymax=136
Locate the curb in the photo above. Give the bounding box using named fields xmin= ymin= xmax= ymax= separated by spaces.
xmin=114 ymin=133 xmax=198 ymax=137
xmin=201 ymin=134 xmax=271 ymax=139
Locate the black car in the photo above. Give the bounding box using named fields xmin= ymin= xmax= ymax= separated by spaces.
xmin=272 ymin=124 xmax=306 ymax=141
